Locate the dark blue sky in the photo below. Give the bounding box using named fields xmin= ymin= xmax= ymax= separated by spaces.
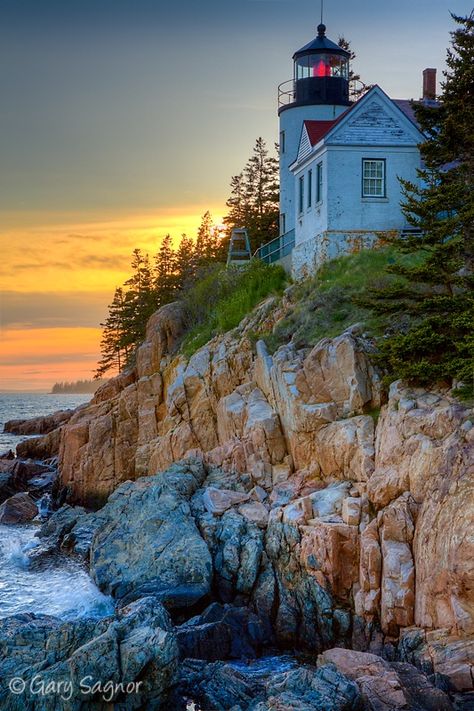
xmin=0 ymin=0 xmax=470 ymax=218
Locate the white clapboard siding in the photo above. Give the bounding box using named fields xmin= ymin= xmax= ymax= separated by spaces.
xmin=296 ymin=125 xmax=313 ymax=163
xmin=327 ymin=100 xmax=415 ymax=146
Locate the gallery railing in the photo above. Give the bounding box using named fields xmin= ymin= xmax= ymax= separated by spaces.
xmin=255 ymin=229 xmax=295 ymax=264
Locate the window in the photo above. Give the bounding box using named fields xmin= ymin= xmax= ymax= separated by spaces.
xmin=280 ymin=131 xmax=285 ymax=154
xmin=316 ymin=162 xmax=323 ymax=203
xmin=280 ymin=213 xmax=286 ymax=235
xmin=298 ymin=176 xmax=304 ymax=214
xmin=307 ymin=170 xmax=312 ymax=208
xmin=362 ymin=159 xmax=386 ymax=197
xmin=295 ymin=54 xmax=349 ymax=81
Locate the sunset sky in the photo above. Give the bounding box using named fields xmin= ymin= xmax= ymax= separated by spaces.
xmin=0 ymin=0 xmax=469 ymax=390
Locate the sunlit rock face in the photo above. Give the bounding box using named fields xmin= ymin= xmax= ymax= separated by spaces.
xmin=31 ymin=296 xmax=473 ymax=693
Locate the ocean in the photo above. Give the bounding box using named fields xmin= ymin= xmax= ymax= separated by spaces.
xmin=0 ymin=391 xmax=114 ymax=620
xmin=0 ymin=392 xmax=92 ymax=455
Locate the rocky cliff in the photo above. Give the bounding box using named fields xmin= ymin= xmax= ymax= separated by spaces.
xmin=17 ymin=294 xmax=474 ymax=706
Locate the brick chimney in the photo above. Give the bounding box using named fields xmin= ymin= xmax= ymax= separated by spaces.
xmin=423 ymin=68 xmax=437 ymax=101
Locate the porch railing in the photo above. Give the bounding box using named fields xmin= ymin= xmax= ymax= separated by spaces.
xmin=255 ymin=229 xmax=295 ymax=264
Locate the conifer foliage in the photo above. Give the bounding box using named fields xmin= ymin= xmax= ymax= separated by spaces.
xmin=360 ymin=13 xmax=474 ymax=391
xmin=96 ymin=138 xmax=281 ymax=378
xmin=224 ymin=138 xmax=279 ymax=252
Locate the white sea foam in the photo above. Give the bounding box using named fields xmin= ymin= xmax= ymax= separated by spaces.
xmin=0 ymin=524 xmax=114 ymax=620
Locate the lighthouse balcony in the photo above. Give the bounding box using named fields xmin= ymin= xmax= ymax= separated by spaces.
xmin=278 ymin=76 xmax=350 ymax=113
xmin=278 ymin=79 xmax=297 ymax=110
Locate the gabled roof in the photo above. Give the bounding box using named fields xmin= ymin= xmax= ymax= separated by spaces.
xmin=292 ymin=85 xmax=426 ymax=171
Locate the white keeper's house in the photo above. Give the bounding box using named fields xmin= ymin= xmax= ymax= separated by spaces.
xmin=257 ymin=22 xmax=436 ymax=277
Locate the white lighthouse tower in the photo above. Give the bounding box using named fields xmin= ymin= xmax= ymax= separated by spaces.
xmin=278 ymin=23 xmax=351 ymax=248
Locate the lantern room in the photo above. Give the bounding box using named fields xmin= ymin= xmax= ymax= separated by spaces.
xmin=292 ymin=24 xmax=350 ymax=107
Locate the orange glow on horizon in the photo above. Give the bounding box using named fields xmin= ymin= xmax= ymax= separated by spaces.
xmin=0 ymin=327 xmax=102 ymax=391
xmin=1 ymin=205 xmax=225 ymax=390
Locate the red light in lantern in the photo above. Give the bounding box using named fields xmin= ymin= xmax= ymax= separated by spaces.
xmin=314 ymin=60 xmax=331 ymax=77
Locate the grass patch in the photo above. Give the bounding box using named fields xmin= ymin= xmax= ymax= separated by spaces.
xmin=180 ymin=260 xmax=287 ymax=357
xmin=261 ymin=248 xmax=419 ymax=353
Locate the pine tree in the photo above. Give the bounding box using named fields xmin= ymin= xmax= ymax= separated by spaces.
xmin=244 ymin=138 xmax=279 ymax=251
xmin=175 ymin=234 xmax=197 ymax=290
xmin=154 ymin=234 xmax=177 ymax=305
xmin=122 ymin=249 xmax=156 ymax=353
xmin=359 ymin=13 xmax=474 ymax=391
xmin=223 ymin=139 xmax=279 ymax=253
xmin=337 ymin=36 xmax=371 ymax=100
xmin=95 ymin=287 xmax=129 ymax=378
xmin=195 ymin=211 xmax=222 ymax=266
xmin=224 ymin=173 xmax=247 ymax=230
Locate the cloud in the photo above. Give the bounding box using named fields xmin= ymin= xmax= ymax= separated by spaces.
xmin=0 ymin=353 xmax=98 ymax=366
xmin=0 ymin=291 xmax=109 ymax=329
xmin=78 ymin=254 xmax=131 ymax=269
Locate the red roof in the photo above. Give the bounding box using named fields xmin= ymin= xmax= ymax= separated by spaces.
xmin=304 ymin=120 xmax=338 ymax=146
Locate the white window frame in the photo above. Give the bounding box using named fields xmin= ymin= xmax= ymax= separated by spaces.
xmin=362 ymin=158 xmax=386 ymax=198
xmin=298 ymin=176 xmax=304 ymax=215
xmin=316 ymin=161 xmax=323 ymax=204
xmin=280 ymin=130 xmax=285 ymax=154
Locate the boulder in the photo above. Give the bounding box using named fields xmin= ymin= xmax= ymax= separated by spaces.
xmin=3 ymin=409 xmax=75 ymax=435
xmin=300 ymin=518 xmax=359 ymax=604
xmin=318 ymin=648 xmax=453 ymax=711
xmin=90 ymin=461 xmax=213 ymax=607
xmin=296 ymin=328 xmax=382 ymax=417
xmin=16 ymin=428 xmax=62 ymax=460
xmin=135 ymin=301 xmax=187 ymax=378
xmin=174 ymin=659 xmax=264 ymax=711
xmin=203 ymin=487 xmax=250 ymax=515
xmin=177 ymin=603 xmax=271 ymax=661
xmin=399 ymin=627 xmax=474 ymax=693
xmin=173 ymin=657 xmax=360 ymax=711
xmin=342 ymin=496 xmax=361 ymax=526
xmin=0 ymin=597 xmax=178 ymax=710
xmin=255 ymin=664 xmax=361 ymax=711
xmin=0 ymin=450 xmax=15 ymax=459
xmin=0 ymin=492 xmax=38 ymax=524
xmin=238 ymin=502 xmax=269 ymax=528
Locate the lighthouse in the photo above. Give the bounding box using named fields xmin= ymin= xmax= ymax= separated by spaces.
xmin=278 ymin=23 xmax=350 ymax=246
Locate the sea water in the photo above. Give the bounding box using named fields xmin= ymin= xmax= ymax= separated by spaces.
xmin=0 ymin=524 xmax=114 ymax=620
xmin=0 ymin=392 xmax=113 ymax=620
xmin=0 ymin=391 xmax=91 ymax=454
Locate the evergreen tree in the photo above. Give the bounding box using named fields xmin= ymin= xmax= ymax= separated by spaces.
xmin=95 ymin=287 xmax=129 ymax=378
xmin=224 ymin=173 xmax=247 ymax=230
xmin=337 ymin=36 xmax=371 ymax=100
xmin=122 ymin=249 xmax=155 ymax=353
xmin=244 ymin=138 xmax=279 ymax=251
xmin=154 ymin=234 xmax=177 ymax=305
xmin=175 ymin=234 xmax=197 ymax=290
xmin=195 ymin=211 xmax=222 ymax=266
xmin=223 ymin=138 xmax=279 ymax=253
xmin=359 ymin=13 xmax=474 ymax=391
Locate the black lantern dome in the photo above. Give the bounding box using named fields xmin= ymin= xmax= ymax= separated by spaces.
xmin=292 ymin=24 xmax=350 ymax=107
